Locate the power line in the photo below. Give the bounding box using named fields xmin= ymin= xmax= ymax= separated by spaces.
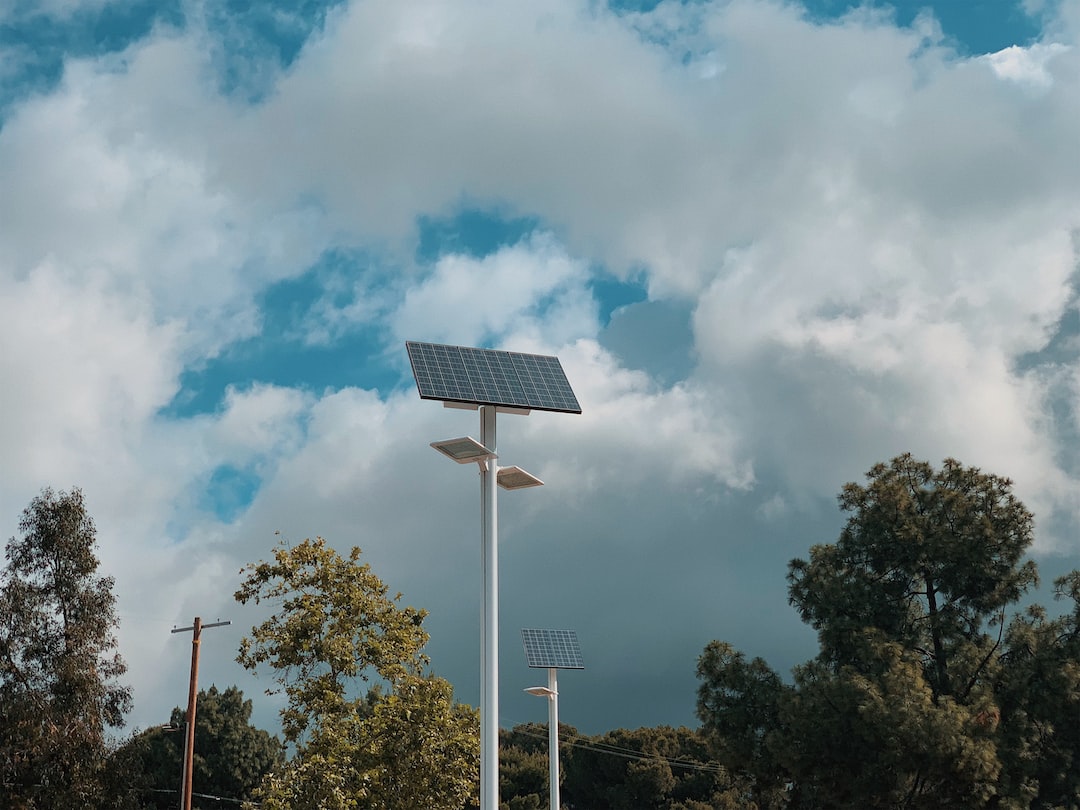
xmin=506 ymin=725 xmax=728 ymax=774
xmin=144 ymin=787 xmax=256 ymax=806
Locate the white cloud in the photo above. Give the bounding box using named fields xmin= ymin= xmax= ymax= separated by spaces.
xmin=0 ymin=264 xmax=180 ymax=489
xmin=392 ymin=232 xmax=595 ymax=348
xmin=534 ymin=340 xmax=754 ymax=496
xmin=0 ymin=39 xmax=331 ymax=359
xmin=211 ymin=384 xmax=311 ymax=459
xmin=985 ymin=42 xmax=1071 ymax=88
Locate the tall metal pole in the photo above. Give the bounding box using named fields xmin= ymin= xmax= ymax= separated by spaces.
xmin=547 ymin=667 xmax=560 ymax=810
xmin=479 ymin=405 xmax=499 ymax=810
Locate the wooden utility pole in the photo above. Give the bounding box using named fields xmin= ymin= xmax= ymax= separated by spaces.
xmin=171 ymin=617 xmax=230 ymax=810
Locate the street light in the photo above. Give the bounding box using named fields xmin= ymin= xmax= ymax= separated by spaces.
xmin=407 ymin=342 xmax=581 ymax=810
xmin=430 ymin=436 xmax=496 ymax=464
xmin=521 ymin=628 xmax=585 ymax=810
xmin=524 ymin=678 xmax=560 ymax=810
xmin=429 ymin=415 xmax=540 ymax=810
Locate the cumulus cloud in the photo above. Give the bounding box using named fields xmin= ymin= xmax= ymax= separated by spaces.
xmin=985 ymin=42 xmax=1071 ymax=88
xmin=0 ymin=264 xmax=179 ymax=490
xmin=392 ymin=233 xmax=595 ymax=348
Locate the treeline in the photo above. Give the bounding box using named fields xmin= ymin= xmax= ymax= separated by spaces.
xmin=108 ymin=684 xmax=283 ymax=807
xmin=4 ymin=454 xmax=1080 ymax=809
xmin=501 ymin=722 xmax=742 ymax=809
xmin=0 ymin=493 xmax=478 ymax=810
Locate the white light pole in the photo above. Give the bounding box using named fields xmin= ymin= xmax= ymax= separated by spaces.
xmin=430 ymin=420 xmax=543 ymax=810
xmin=478 ymin=405 xmax=500 ymax=810
xmin=525 ymin=670 xmax=561 ymax=810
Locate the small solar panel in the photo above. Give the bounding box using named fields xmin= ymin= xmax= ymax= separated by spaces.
xmin=407 ymin=341 xmax=581 ymax=414
xmin=521 ymin=628 xmax=584 ymax=670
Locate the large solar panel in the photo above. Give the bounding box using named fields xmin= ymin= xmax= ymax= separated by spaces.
xmin=521 ymin=628 xmax=584 ymax=670
xmin=406 ymin=341 xmax=581 ymax=414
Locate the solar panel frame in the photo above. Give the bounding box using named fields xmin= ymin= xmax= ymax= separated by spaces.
xmin=407 ymin=341 xmax=581 ymax=414
xmin=521 ymin=628 xmax=584 ymax=670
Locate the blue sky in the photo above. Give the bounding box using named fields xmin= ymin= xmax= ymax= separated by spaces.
xmin=1 ymin=0 xmax=1078 ymax=743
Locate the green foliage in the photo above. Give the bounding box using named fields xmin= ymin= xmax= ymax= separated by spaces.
xmin=0 ymin=487 xmax=132 ymax=809
xmin=696 ymin=455 xmax=1080 ymax=810
xmin=500 ymin=723 xmax=556 ymax=809
xmin=350 ymin=674 xmax=478 ymax=807
xmin=995 ymin=574 xmax=1080 ymax=808
xmin=776 ymin=639 xmax=1001 ymax=809
xmin=788 ymin=454 xmax=1036 ymax=698
xmin=558 ymin=724 xmax=747 ymax=809
xmin=235 ymin=536 xmax=479 ymax=810
xmin=184 ymin=685 xmax=285 ymax=802
xmin=113 ymin=685 xmax=284 ymax=807
xmin=695 ymin=642 xmax=788 ymax=808
xmin=235 ymin=536 xmax=429 ymax=744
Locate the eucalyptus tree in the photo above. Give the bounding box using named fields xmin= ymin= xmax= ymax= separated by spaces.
xmin=0 ymin=487 xmax=131 ymax=808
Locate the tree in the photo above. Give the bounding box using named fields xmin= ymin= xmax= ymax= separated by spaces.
xmin=559 ymin=724 xmax=748 ymax=810
xmin=772 ymin=640 xmax=1002 ymax=809
xmin=780 ymin=455 xmax=1035 ymax=806
xmin=695 ymin=642 xmax=788 ymax=810
xmin=994 ymin=572 xmax=1080 ymax=808
xmin=697 ymin=455 xmax=1076 ymax=809
xmin=787 ymin=454 xmax=1036 ymax=700
xmin=0 ymin=487 xmax=132 ymax=808
xmin=499 ymin=723 xmax=560 ymax=810
xmin=114 ymin=685 xmax=284 ymax=808
xmin=234 ymin=536 xmax=479 ymax=809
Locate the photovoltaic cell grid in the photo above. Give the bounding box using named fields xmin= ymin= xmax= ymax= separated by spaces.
xmin=406 ymin=341 xmax=581 ymax=414
xmin=521 ymin=628 xmax=584 ymax=670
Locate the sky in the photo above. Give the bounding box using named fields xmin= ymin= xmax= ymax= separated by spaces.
xmin=1 ymin=0 xmax=1078 ymax=741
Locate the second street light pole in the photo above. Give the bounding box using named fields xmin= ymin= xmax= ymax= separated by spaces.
xmin=522 ymin=628 xmax=585 ymax=810
xmin=172 ymin=617 xmax=230 ymax=810
xmin=524 ymin=670 xmax=560 ymax=810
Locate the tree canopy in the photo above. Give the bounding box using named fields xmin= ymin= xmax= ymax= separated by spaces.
xmin=787 ymin=454 xmax=1036 ymax=699
xmin=0 ymin=487 xmax=132 ymax=809
xmin=499 ymin=722 xmax=750 ymax=810
xmin=114 ymin=684 xmax=284 ymax=808
xmin=696 ymin=454 xmax=1080 ymax=809
xmin=7 ymin=460 xmax=1077 ymax=809
xmin=234 ymin=536 xmax=479 ymax=810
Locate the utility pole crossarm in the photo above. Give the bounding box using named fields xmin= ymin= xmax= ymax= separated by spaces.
xmin=171 ymin=619 xmax=231 ymax=633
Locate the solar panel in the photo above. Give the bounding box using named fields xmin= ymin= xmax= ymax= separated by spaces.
xmin=406 ymin=341 xmax=582 ymax=414
xmin=521 ymin=628 xmax=584 ymax=670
